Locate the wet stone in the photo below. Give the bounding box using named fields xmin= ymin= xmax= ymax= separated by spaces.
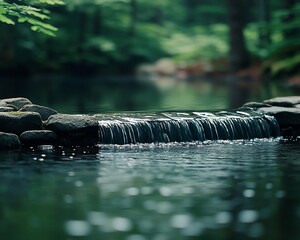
xmin=20 ymin=130 xmax=58 ymax=146
xmin=0 ymin=132 xmax=21 ymax=150
xmin=243 ymin=102 xmax=272 ymax=109
xmin=44 ymin=114 xmax=99 ymax=145
xmin=264 ymin=96 xmax=300 ymax=107
xmin=19 ymin=104 xmax=58 ymax=121
xmin=0 ymin=112 xmax=42 ymax=135
xmin=259 ymin=106 xmax=300 ymax=126
xmin=0 ymin=107 xmax=15 ymax=112
xmin=0 ymin=97 xmax=32 ymax=110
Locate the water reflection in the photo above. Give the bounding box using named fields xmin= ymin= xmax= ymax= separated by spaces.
xmin=1 ymin=75 xmax=299 ymax=113
xmin=0 ymin=139 xmax=300 ymax=239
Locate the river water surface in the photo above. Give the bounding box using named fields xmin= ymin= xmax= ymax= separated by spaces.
xmin=1 ymin=139 xmax=300 ymax=240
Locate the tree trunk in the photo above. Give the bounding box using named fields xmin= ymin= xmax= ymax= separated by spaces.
xmin=93 ymin=8 xmax=102 ymax=36
xmin=258 ymin=0 xmax=271 ymax=49
xmin=227 ymin=0 xmax=250 ymax=73
xmin=282 ymin=0 xmax=299 ymax=39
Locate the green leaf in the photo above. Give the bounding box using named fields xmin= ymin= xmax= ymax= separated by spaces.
xmin=0 ymin=14 xmax=15 ymax=25
xmin=38 ymin=0 xmax=65 ymax=5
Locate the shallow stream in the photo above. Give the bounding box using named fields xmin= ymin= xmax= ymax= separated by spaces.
xmin=1 ymin=139 xmax=300 ymax=240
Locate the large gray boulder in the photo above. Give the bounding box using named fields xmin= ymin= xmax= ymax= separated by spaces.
xmin=44 ymin=114 xmax=99 ymax=145
xmin=20 ymin=130 xmax=58 ymax=146
xmin=264 ymin=96 xmax=300 ymax=107
xmin=0 ymin=132 xmax=21 ymax=150
xmin=259 ymin=106 xmax=300 ymax=125
xmin=19 ymin=104 xmax=57 ymax=121
xmin=0 ymin=97 xmax=32 ymax=110
xmin=0 ymin=112 xmax=42 ymax=135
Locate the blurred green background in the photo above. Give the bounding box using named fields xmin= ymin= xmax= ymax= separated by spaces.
xmin=1 ymin=0 xmax=300 ymax=112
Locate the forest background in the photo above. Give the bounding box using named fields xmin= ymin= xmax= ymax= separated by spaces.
xmin=0 ymin=0 xmax=300 ymax=84
xmin=0 ymin=0 xmax=300 ymax=113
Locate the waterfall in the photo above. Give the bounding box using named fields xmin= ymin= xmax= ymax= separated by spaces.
xmin=97 ymin=111 xmax=280 ymax=144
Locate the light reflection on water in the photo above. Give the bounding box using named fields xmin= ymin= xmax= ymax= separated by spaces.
xmin=0 ymin=139 xmax=300 ymax=240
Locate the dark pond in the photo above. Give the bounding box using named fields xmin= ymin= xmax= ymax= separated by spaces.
xmin=0 ymin=139 xmax=300 ymax=240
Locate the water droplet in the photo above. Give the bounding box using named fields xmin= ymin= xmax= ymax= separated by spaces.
xmin=41 ymin=154 xmax=46 ymax=157
xmin=238 ymin=210 xmax=258 ymax=223
xmin=75 ymin=181 xmax=83 ymax=187
xmin=69 ymin=156 xmax=74 ymax=159
xmin=33 ymin=157 xmax=37 ymax=161
xmin=68 ymin=171 xmax=75 ymax=177
xmin=215 ymin=211 xmax=232 ymax=224
xmin=181 ymin=186 xmax=194 ymax=195
xmin=170 ymin=214 xmax=192 ymax=228
xmin=38 ymin=158 xmax=44 ymax=162
xmin=111 ymin=217 xmax=132 ymax=232
xmin=125 ymin=187 xmax=139 ymax=196
xmin=65 ymin=220 xmax=90 ymax=236
xmin=159 ymin=186 xmax=172 ymax=196
xmin=243 ymin=189 xmax=255 ymax=198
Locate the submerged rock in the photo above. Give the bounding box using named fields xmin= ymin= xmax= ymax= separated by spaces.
xmin=44 ymin=114 xmax=99 ymax=145
xmin=20 ymin=130 xmax=58 ymax=146
xmin=0 ymin=112 xmax=42 ymax=135
xmin=19 ymin=104 xmax=58 ymax=121
xmin=264 ymin=96 xmax=300 ymax=107
xmin=0 ymin=132 xmax=21 ymax=150
xmin=0 ymin=97 xmax=32 ymax=110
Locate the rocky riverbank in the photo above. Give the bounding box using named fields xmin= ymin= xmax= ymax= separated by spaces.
xmin=0 ymin=96 xmax=299 ymax=150
xmin=0 ymin=97 xmax=98 ymax=150
xmin=243 ymin=96 xmax=300 ymax=137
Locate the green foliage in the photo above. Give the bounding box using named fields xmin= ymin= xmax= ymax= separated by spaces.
xmin=265 ymin=3 xmax=300 ymax=76
xmin=0 ymin=0 xmax=63 ymax=36
xmin=2 ymin=0 xmax=297 ymax=78
xmin=163 ymin=24 xmax=229 ymax=64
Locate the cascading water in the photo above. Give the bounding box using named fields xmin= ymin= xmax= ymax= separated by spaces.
xmin=97 ymin=111 xmax=280 ymax=144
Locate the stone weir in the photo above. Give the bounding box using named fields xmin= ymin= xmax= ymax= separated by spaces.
xmin=0 ymin=96 xmax=299 ymax=149
xmin=95 ymin=112 xmax=279 ymax=144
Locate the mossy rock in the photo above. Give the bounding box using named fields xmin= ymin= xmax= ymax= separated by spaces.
xmin=19 ymin=104 xmax=58 ymax=121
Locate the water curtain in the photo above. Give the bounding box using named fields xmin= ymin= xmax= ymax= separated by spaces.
xmin=97 ymin=111 xmax=280 ymax=144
